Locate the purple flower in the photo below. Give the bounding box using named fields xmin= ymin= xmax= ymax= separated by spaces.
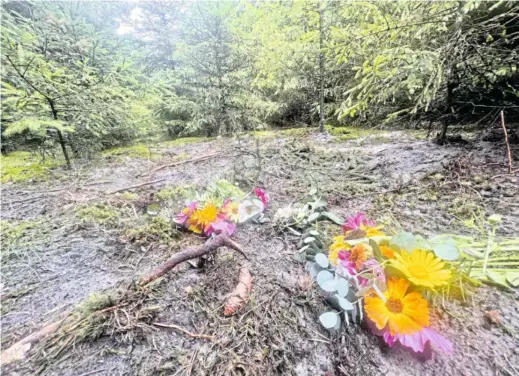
xmin=206 ymin=220 xmax=236 ymax=237
xmin=382 ymin=327 xmax=453 ymax=354
xmin=175 ymin=201 xmax=197 ymax=225
xmin=253 ymin=187 xmax=270 ymax=208
xmin=342 ymin=212 xmax=377 ymax=233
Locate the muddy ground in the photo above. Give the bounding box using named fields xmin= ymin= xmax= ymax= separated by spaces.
xmin=1 ymin=130 xmax=518 ymax=376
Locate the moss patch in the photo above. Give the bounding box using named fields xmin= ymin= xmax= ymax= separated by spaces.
xmin=77 ymin=204 xmax=121 ymax=227
xmin=102 ymin=144 xmax=156 ymax=160
xmin=0 ymin=219 xmax=39 ymax=249
xmin=124 ymin=216 xmax=180 ymax=246
xmin=0 ymin=151 xmax=64 ymax=183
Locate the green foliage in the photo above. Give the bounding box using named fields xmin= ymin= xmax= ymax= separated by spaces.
xmin=0 ymin=151 xmax=64 ymax=183
xmin=77 ymin=204 xmax=121 ymax=227
xmin=0 ymin=219 xmax=38 ymax=249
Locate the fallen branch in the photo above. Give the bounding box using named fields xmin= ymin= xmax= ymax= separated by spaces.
xmin=109 ymin=178 xmax=165 ymax=194
xmin=500 ymin=110 xmax=514 ymax=174
xmin=139 ymin=235 xmax=246 ymax=286
xmin=0 ymin=319 xmax=66 ymax=365
xmin=224 ymin=266 xmax=253 ymax=316
xmin=151 ymin=322 xmax=214 ymax=340
xmin=147 ymin=152 xmax=223 ymax=175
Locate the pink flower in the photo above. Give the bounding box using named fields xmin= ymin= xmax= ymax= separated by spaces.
xmin=175 ymin=201 xmax=197 ymax=225
xmin=360 ymin=259 xmax=386 ymax=287
xmin=338 ymin=251 xmax=357 ymax=275
xmin=342 ymin=212 xmax=377 ymax=232
xmin=253 ymin=187 xmax=270 ymax=208
xmin=206 ymin=220 xmax=236 ymax=237
xmin=383 ymin=327 xmax=453 ymax=354
xmin=338 ymin=252 xmax=385 ymax=287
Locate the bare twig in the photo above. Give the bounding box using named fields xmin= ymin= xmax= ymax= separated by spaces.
xmin=145 ymin=152 xmax=223 ymax=176
xmin=109 ymin=178 xmax=165 ymax=194
xmin=500 ymin=111 xmax=515 ymax=174
xmin=151 ymin=322 xmax=214 ymax=340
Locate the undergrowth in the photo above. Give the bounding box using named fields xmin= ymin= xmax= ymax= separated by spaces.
xmin=0 ymin=151 xmax=64 ymax=183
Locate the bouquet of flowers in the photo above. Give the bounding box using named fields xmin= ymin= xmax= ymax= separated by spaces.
xmin=175 ymin=187 xmax=269 ymax=237
xmin=308 ymin=213 xmax=454 ymax=355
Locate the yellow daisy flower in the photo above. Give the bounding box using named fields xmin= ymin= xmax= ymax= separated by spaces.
xmin=360 ymin=224 xmax=386 ymax=237
xmin=365 ymin=277 xmax=430 ymax=335
xmin=391 ymin=250 xmax=452 ymax=288
xmin=187 ymin=202 xmax=219 ymax=234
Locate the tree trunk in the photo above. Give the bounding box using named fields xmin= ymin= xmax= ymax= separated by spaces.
xmin=48 ymin=99 xmax=71 ymax=169
xmin=318 ymin=6 xmax=325 ymax=133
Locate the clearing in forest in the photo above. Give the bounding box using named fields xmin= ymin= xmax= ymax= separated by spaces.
xmin=1 ymin=130 xmax=518 ymax=376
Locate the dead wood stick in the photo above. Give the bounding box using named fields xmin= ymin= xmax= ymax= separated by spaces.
xmin=109 ymin=178 xmax=165 ymax=194
xmin=500 ymin=110 xmax=514 ymax=174
xmin=147 ymin=152 xmax=223 ymax=175
xmin=0 ymin=319 xmax=66 ymax=365
xmin=151 ymin=322 xmax=214 ymax=340
xmin=140 ymin=235 xmax=246 ymax=286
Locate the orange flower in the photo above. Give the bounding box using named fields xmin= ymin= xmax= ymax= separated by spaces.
xmin=380 ymin=245 xmax=396 ymax=259
xmin=350 ymin=243 xmax=373 ymax=269
xmin=365 ymin=277 xmax=429 ymax=336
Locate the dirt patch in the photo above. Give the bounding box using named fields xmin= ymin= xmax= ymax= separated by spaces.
xmin=1 ymin=131 xmax=518 ymax=375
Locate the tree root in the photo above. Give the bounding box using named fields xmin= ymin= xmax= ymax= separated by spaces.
xmin=224 ymin=266 xmax=253 ymax=316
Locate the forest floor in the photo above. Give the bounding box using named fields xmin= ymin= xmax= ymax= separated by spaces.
xmin=1 ymin=128 xmax=519 ymax=376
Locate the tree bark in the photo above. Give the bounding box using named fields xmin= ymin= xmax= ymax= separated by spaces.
xmin=318 ymin=6 xmax=325 ymax=133
xmin=48 ymin=99 xmax=71 ymax=169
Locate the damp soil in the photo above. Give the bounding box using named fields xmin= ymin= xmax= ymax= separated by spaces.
xmin=1 ymin=130 xmax=518 ymax=376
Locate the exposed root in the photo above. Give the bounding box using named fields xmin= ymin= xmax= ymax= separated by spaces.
xmin=224 ymin=266 xmax=253 ymax=316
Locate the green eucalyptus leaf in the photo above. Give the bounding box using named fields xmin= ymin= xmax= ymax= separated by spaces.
xmin=319 ymin=311 xmax=339 ymax=329
xmin=306 ymin=212 xmax=320 ymax=223
xmin=308 ymin=262 xmax=322 ymax=279
xmin=433 ymin=243 xmax=459 ymax=261
xmin=304 ymin=236 xmax=317 ymax=244
xmin=390 ymin=232 xmax=417 ymax=252
xmin=336 ymin=277 xmax=349 ymax=297
xmin=321 ymin=212 xmax=344 ymax=225
xmin=337 ymin=296 xmax=354 ymax=310
xmin=322 ymin=279 xmax=338 ymax=292
xmin=315 ymin=253 xmax=329 ymax=268
xmin=317 ymin=270 xmax=333 ymax=286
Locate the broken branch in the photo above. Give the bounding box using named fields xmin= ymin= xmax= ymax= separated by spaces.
xmin=139 ymin=235 xmax=246 ymax=286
